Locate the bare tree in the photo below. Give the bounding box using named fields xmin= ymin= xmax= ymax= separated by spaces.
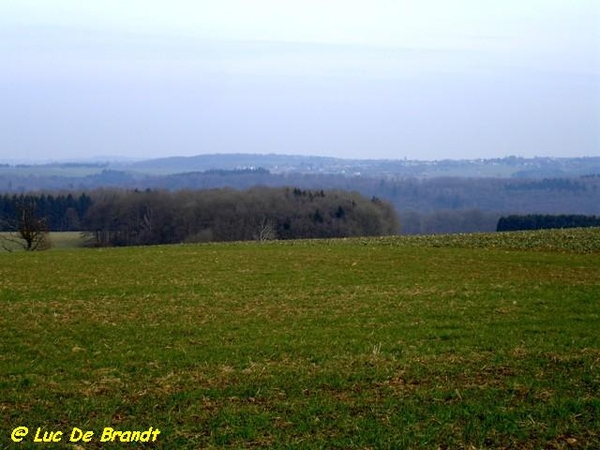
xmin=255 ymin=217 xmax=277 ymax=241
xmin=1 ymin=198 xmax=50 ymax=251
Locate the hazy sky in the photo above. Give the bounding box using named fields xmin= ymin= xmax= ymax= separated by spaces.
xmin=1 ymin=1 xmax=599 ymax=162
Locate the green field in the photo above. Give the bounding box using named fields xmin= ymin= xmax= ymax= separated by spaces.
xmin=1 ymin=230 xmax=599 ymax=449
xmin=0 ymin=232 xmax=86 ymax=253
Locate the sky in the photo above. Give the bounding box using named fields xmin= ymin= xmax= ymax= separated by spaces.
xmin=1 ymin=0 xmax=599 ymax=162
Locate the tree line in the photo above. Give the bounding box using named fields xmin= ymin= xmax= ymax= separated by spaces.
xmin=3 ymin=169 xmax=600 ymax=235
xmin=0 ymin=193 xmax=92 ymax=232
xmin=84 ymin=187 xmax=398 ymax=246
xmin=497 ymin=214 xmax=600 ymax=232
xmin=0 ymin=188 xmax=398 ymax=248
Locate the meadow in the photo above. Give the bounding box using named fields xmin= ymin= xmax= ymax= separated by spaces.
xmin=1 ymin=229 xmax=599 ymax=448
xmin=0 ymin=232 xmax=86 ymax=253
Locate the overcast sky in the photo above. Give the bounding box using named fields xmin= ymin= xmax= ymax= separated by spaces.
xmin=1 ymin=0 xmax=599 ymax=162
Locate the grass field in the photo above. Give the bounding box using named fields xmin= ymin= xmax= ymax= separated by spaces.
xmin=0 ymin=232 xmax=86 ymax=253
xmin=1 ymin=230 xmax=599 ymax=448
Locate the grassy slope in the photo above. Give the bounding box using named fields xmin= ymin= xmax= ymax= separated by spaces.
xmin=1 ymin=230 xmax=599 ymax=449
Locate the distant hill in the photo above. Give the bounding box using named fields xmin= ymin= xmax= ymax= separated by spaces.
xmin=2 ymin=154 xmax=600 ymax=178
xmin=127 ymin=153 xmax=342 ymax=174
xmin=1 ymin=154 xmax=599 ymax=235
xmin=125 ymin=154 xmax=600 ymax=178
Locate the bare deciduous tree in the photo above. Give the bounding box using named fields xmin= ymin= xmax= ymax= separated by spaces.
xmin=1 ymin=198 xmax=50 ymax=251
xmin=255 ymin=217 xmax=277 ymax=241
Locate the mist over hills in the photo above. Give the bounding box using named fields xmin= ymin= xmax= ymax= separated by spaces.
xmin=5 ymin=154 xmax=600 ymax=178
xmin=123 ymin=154 xmax=600 ymax=178
xmin=1 ymin=154 xmax=599 ymax=235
